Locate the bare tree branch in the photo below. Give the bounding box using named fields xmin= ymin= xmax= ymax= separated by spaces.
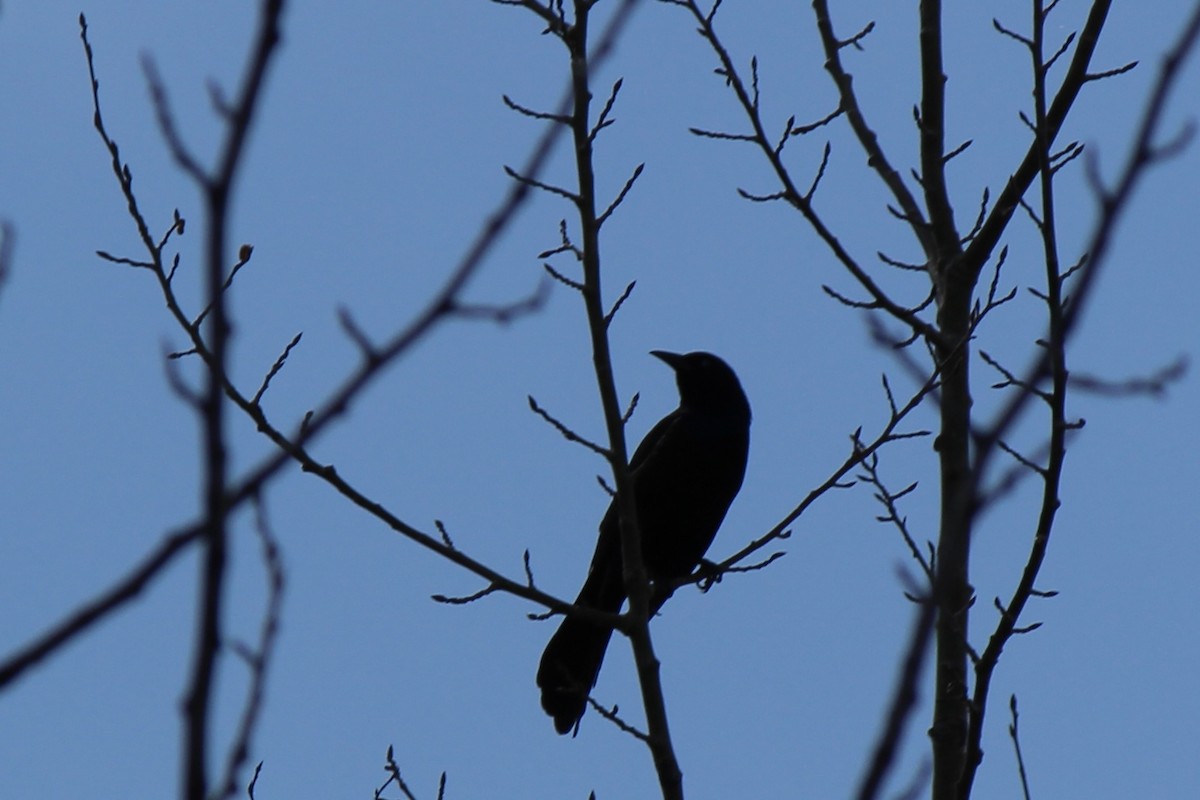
xmin=0 ymin=524 xmax=203 ymax=689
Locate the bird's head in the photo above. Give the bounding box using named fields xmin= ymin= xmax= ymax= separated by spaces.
xmin=651 ymin=350 xmax=751 ymax=421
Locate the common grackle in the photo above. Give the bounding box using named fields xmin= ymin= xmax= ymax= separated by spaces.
xmin=536 ymin=350 xmax=751 ymax=735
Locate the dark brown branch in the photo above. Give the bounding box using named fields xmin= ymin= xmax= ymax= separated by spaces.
xmin=918 ymin=0 xmax=964 ymax=259
xmin=671 ymin=0 xmax=944 ymax=343
xmin=856 ymin=441 xmax=933 ymax=582
xmin=590 ymin=78 xmax=623 ymax=142
xmin=376 ymin=744 xmax=446 ymax=800
xmin=528 ymin=395 xmax=611 ymax=457
xmin=960 ymin=188 xmax=990 ymax=244
xmin=337 ymin=306 xmax=380 ymax=363
xmin=598 ymin=162 xmax=645 ymax=227
xmin=588 ymin=697 xmax=652 ymax=742
xmin=737 ymin=187 xmax=789 ymax=203
xmin=215 ymin=497 xmax=285 ymax=800
xmin=503 ymin=93 xmax=572 ymax=124
xmin=621 ymin=392 xmax=640 ymax=424
xmin=252 ymin=332 xmax=303 ymax=405
xmin=559 ymin=1 xmax=684 ymax=792
xmin=715 ymin=365 xmax=941 ymax=575
xmin=960 ymin=6 xmax=1200 ymax=796
xmin=247 ymin=762 xmax=263 ymax=800
xmin=1083 ymin=60 xmax=1138 ymax=82
xmin=963 ymin=0 xmax=1115 ymax=280
xmin=974 ymin=0 xmax=1200 ymax=475
xmin=0 ymin=524 xmax=203 ymax=689
xmin=539 ymin=219 xmax=583 ymax=261
xmin=432 ymin=584 xmax=502 ymax=605
xmin=177 ymin=5 xmax=285 ymax=797
xmin=544 ymin=261 xmax=585 ymax=291
xmin=1008 ymin=695 xmax=1034 ymax=800
xmin=435 ymin=519 xmax=455 ymax=549
xmin=1067 ymin=356 xmax=1187 ymax=396
xmin=493 ymin=0 xmax=570 ymax=39
xmin=688 ymin=126 xmax=757 ymax=142
xmin=791 ymin=105 xmax=844 ymax=135
xmin=504 ymin=164 xmax=581 ymax=203
xmin=943 ymin=139 xmax=973 ymax=163
xmin=445 ymin=276 xmax=552 ymax=324
xmin=141 ymin=56 xmax=209 ymax=185
xmin=0 ymin=222 xmax=12 ymax=305
xmin=80 ymin=14 xmax=162 ymax=263
xmin=812 ymin=0 xmax=934 ymax=257
xmin=68 ymin=7 xmax=646 ymax=783
xmin=854 ymin=596 xmax=938 ymax=800
xmin=193 ymin=244 xmax=255 ymax=329
xmin=877 ymin=251 xmax=925 ymax=272
xmin=149 ymin=0 xmax=646 ymax=653
xmin=604 ymin=280 xmax=636 ymax=326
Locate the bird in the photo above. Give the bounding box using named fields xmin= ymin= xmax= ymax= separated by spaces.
xmin=536 ymin=350 xmax=751 ymax=735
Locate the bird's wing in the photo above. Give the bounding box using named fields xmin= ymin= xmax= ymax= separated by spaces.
xmin=573 ymin=409 xmax=682 ymax=608
xmin=627 ymin=409 xmax=682 ymax=473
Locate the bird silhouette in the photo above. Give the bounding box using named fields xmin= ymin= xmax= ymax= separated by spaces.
xmin=537 ymin=350 xmax=751 ymax=734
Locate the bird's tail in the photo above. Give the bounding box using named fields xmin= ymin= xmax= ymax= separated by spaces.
xmin=536 ymin=562 xmax=624 ymax=735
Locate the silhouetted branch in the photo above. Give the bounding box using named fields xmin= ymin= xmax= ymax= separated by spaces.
xmin=670 ymin=0 xmax=944 ymax=344
xmin=855 ymin=439 xmax=933 ymax=583
xmin=252 ymin=332 xmax=303 ymax=406
xmin=1008 ymin=695 xmax=1033 ymax=800
xmin=544 ymin=262 xmax=584 ymax=291
xmin=246 ymin=761 xmax=263 ymax=800
xmin=605 ymin=280 xmax=636 ymax=326
xmin=877 ymin=251 xmax=925 ymax=272
xmin=960 ymin=188 xmax=990 ymax=244
xmin=975 ymin=0 xmax=1200 ymax=487
xmin=531 ymin=0 xmax=684 ymax=792
xmin=434 ymin=520 xmax=455 ymax=550
xmin=688 ymin=126 xmax=756 ymax=142
xmin=179 ymin=3 xmax=286 ymax=796
xmin=505 ymin=164 xmax=581 ymax=203
xmin=80 ymin=13 xmax=160 ymax=262
xmin=375 ymin=745 xmax=447 ymax=800
xmin=503 ymin=93 xmax=571 ymax=124
xmin=538 ymin=219 xmax=583 ymax=262
xmin=0 ymin=523 xmax=203 ymax=689
xmin=215 ymin=497 xmax=285 ymax=800
xmin=446 ymin=276 xmax=552 ymax=324
xmin=0 ymin=222 xmax=14 ymax=305
xmin=790 ymin=106 xmax=844 ymax=136
xmin=590 ymin=78 xmax=623 ymax=142
xmin=854 ymin=595 xmax=937 ymax=800
xmin=1068 ymin=356 xmax=1187 ymax=396
xmin=141 ymin=55 xmax=208 ymax=184
xmin=598 ymin=162 xmax=645 ymax=227
xmin=432 ymin=585 xmax=502 ymax=605
xmin=683 ymin=548 xmax=789 ymax=594
xmin=961 ymin=6 xmax=1200 ymax=795
xmin=588 ymin=697 xmax=651 ymax=742
xmin=812 ymin=0 xmax=932 ymax=256
xmin=943 ymin=139 xmax=973 ymax=163
xmin=337 ymin=306 xmax=380 ymax=363
xmin=717 ymin=365 xmax=939 ymax=575
xmin=971 ymin=246 xmax=1016 ymax=326
xmin=964 ymin=0 xmax=1120 ymax=280
xmin=69 ymin=7 xmax=651 ymax=786
xmin=528 ymin=395 xmax=611 ymax=457
xmin=193 ymin=244 xmax=255 ymax=329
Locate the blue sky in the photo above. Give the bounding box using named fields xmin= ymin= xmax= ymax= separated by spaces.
xmin=1 ymin=2 xmax=1197 ymax=798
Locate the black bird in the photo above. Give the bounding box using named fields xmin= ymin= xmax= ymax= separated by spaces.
xmin=537 ymin=350 xmax=751 ymax=735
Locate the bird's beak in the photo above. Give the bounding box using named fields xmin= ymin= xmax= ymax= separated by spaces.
xmin=650 ymin=350 xmax=685 ymax=370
